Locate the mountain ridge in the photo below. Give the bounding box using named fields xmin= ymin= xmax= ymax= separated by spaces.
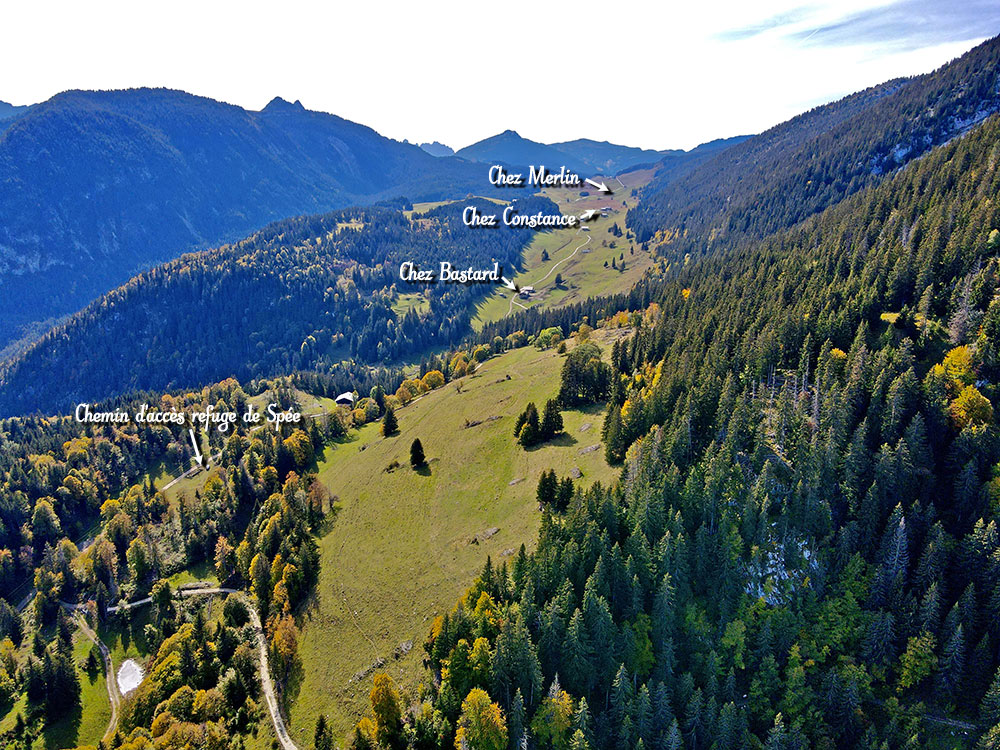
xmin=456 ymin=129 xmax=592 ymax=174
xmin=0 ymin=100 xmax=31 ymax=120
xmin=456 ymin=128 xmax=751 ymax=180
xmin=629 ymin=34 xmax=1000 ymax=244
xmin=0 ymin=87 xmax=495 ymax=349
xmin=0 ymin=196 xmax=556 ymax=416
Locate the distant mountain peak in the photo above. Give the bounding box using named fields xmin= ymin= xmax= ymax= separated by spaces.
xmin=262 ymin=96 xmax=306 ymax=113
xmin=419 ymin=141 xmax=455 ymax=157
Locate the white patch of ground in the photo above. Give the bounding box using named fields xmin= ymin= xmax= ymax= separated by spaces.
xmin=117 ymin=658 xmax=144 ymax=695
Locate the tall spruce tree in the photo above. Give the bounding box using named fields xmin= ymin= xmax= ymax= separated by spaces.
xmin=410 ymin=438 xmax=425 ymax=468
xmin=381 ymin=405 xmax=398 ymax=436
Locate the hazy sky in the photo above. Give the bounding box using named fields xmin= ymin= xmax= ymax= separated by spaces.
xmin=3 ymin=0 xmax=998 ymax=150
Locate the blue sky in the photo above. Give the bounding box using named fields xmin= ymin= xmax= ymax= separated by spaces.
xmin=3 ymin=0 xmax=998 ymax=150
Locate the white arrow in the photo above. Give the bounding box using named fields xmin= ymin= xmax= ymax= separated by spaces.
xmin=585 ymin=177 xmax=612 ymax=193
xmin=500 ymin=276 xmax=518 ymax=291
xmin=579 ymin=209 xmax=598 ymax=221
xmin=189 ymin=429 xmax=204 ymax=467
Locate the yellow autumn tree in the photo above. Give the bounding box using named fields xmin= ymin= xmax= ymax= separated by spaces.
xmin=897 ymin=632 xmax=937 ymax=692
xmin=395 ymin=385 xmax=413 ymax=406
xmin=951 ymin=384 xmax=993 ymax=430
xmin=369 ymin=673 xmax=403 ymax=748
xmin=353 ymin=716 xmax=377 ymax=749
xmin=282 ymin=429 xmax=313 ymax=467
xmin=455 ymin=688 xmax=507 ymax=750
xmin=269 ymin=615 xmax=299 ymax=685
xmin=422 ymin=369 xmax=445 ymax=390
xmin=942 ymin=345 xmax=975 ymax=391
xmin=450 ymin=353 xmax=470 ymax=378
xmin=531 ymin=681 xmax=575 ymax=749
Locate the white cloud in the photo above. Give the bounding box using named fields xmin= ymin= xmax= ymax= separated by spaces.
xmin=1 ymin=0 xmax=993 ymax=150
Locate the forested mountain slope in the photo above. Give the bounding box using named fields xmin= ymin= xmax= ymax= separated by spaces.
xmin=0 ymin=372 xmax=354 ymax=748
xmin=0 ymin=88 xmax=493 ymax=349
xmin=629 ymin=34 xmax=1000 ymax=246
xmin=0 ymin=197 xmax=554 ymax=416
xmin=400 ymin=113 xmax=1000 ymax=749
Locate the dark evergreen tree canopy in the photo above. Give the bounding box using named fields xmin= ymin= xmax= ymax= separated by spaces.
xmin=410 ymin=438 xmax=425 ymax=468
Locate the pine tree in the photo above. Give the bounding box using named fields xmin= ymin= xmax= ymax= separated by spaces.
xmin=935 ymin=625 xmax=966 ymax=703
xmin=491 ymin=614 xmax=542 ymax=709
xmin=314 ymin=714 xmax=333 ymax=750
xmin=517 ymin=403 xmax=541 ymax=447
xmin=979 ymin=726 xmax=1000 ymax=750
xmin=863 ymin=610 xmax=896 ymax=668
xmin=684 ymin=687 xmax=705 ymax=749
xmin=410 ymin=438 xmax=425 ymax=468
xmin=562 ymin=609 xmax=594 ymax=696
xmin=537 ymin=470 xmax=558 ymax=508
xmin=582 ymin=593 xmax=616 ymax=693
xmin=982 ymin=668 xmax=1000 ymax=727
xmin=508 ymin=690 xmax=525 ymax=750
xmin=557 ymin=477 xmax=574 ymax=511
xmin=540 ymin=399 xmax=564 ymax=440
xmin=603 ymin=405 xmax=625 ymax=464
xmin=569 ymin=729 xmax=591 ymax=750
xmin=665 ymin=719 xmax=683 ymax=750
xmin=635 ymin=684 xmax=654 ymax=745
xmin=717 ymin=701 xmax=740 ymax=750
xmin=609 ymin=664 xmax=633 ymax=732
xmin=574 ymin=697 xmax=595 ymax=749
xmin=919 ymin=581 xmax=943 ymax=634
xmin=381 ymin=405 xmax=398 ymax=436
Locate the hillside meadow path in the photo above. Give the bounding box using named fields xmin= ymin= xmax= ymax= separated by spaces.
xmin=505 ymin=228 xmax=591 ymax=317
xmin=65 ymin=605 xmax=121 ymax=743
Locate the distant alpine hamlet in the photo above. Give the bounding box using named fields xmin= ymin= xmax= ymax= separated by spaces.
xmin=2 ymin=14 xmax=1000 ymax=750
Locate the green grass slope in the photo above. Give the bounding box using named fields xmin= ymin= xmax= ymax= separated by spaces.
xmin=289 ymin=336 xmax=622 ymax=742
xmin=473 ymin=168 xmax=655 ymax=330
xmin=72 ymin=630 xmax=111 ymax=749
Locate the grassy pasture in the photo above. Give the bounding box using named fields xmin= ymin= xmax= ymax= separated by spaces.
xmin=288 ymin=335 xmax=621 ymax=742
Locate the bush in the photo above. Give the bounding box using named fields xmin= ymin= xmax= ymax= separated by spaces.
xmin=536 ymin=327 xmax=563 ymax=350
